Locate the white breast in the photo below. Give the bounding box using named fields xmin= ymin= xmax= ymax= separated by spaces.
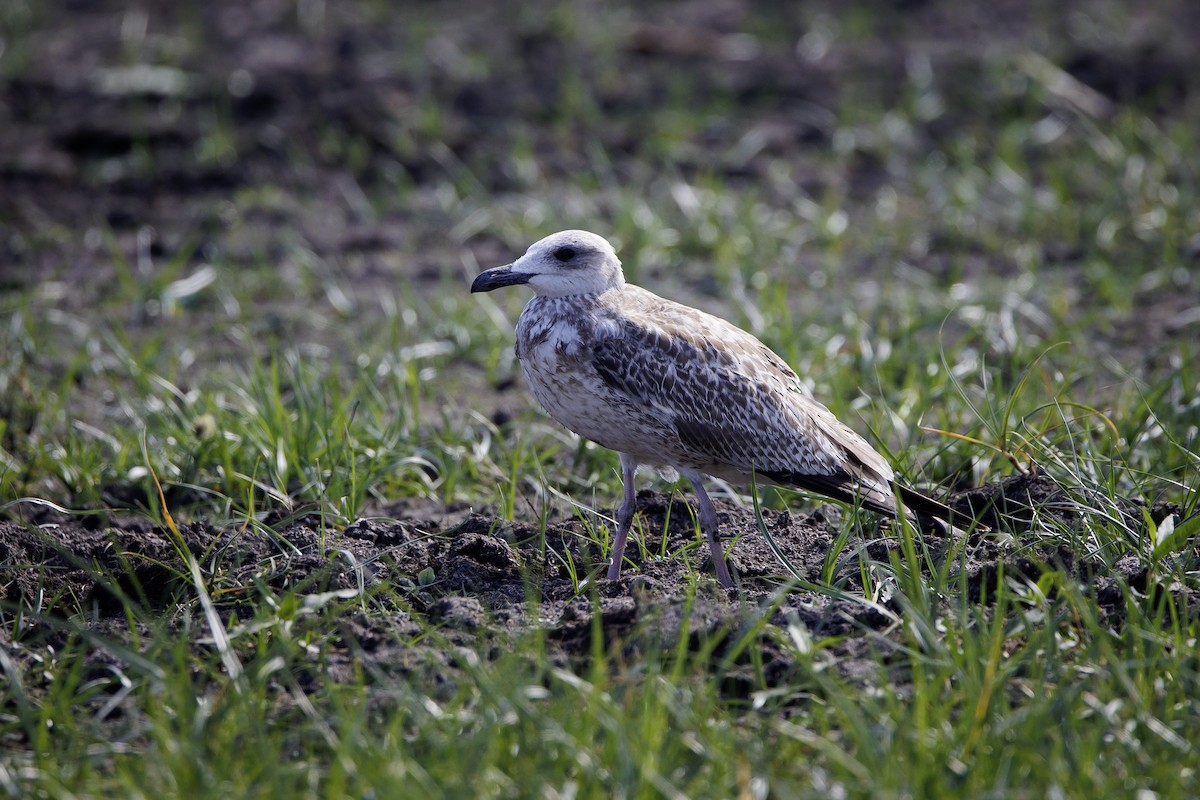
xmin=515 ymin=298 xmax=677 ymax=461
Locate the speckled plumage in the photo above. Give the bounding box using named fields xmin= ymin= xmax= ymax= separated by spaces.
xmin=472 ymin=230 xmax=956 ymax=588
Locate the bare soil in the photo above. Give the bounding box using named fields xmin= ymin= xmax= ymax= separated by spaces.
xmin=2 ymin=474 xmax=1188 ymax=702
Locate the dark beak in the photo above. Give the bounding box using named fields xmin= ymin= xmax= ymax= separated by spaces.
xmin=470 ymin=264 xmax=531 ymax=293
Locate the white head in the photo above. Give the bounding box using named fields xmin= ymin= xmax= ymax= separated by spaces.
xmin=470 ymin=230 xmax=625 ymax=298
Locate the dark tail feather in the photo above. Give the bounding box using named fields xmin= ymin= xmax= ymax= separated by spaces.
xmin=761 ymin=468 xmax=984 ymax=530
xmin=896 ymin=485 xmax=954 ymax=521
xmin=897 ymin=484 xmax=987 ymax=531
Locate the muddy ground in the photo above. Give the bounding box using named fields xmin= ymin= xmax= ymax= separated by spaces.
xmin=3 ymin=0 xmax=1199 ymax=707
xmin=1 ymin=473 xmax=1189 ymax=701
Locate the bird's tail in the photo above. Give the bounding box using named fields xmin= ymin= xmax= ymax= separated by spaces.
xmin=896 ymin=485 xmax=955 ymax=523
xmin=896 ymin=484 xmax=986 ymax=532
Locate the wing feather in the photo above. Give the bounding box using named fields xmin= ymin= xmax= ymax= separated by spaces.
xmin=589 ymin=291 xmax=893 ymax=493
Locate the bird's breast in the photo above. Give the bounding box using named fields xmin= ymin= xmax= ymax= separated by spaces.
xmin=517 ymin=315 xmax=603 ymax=421
xmin=514 ymin=303 xmax=675 ymax=458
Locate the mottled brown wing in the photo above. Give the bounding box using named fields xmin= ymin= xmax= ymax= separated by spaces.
xmin=589 ymin=311 xmax=878 ymax=484
xmin=589 ymin=290 xmax=961 ymax=525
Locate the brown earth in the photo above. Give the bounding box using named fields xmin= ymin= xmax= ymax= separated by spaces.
xmin=2 ymin=474 xmax=1189 ymax=702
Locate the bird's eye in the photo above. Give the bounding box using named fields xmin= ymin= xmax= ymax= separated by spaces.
xmin=553 ymin=247 xmax=575 ymax=262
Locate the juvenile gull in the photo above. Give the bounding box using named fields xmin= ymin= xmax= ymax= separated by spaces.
xmin=472 ymin=230 xmax=960 ymax=588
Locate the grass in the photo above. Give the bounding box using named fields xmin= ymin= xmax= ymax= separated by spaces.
xmin=3 ymin=0 xmax=1200 ymax=797
xmin=4 ymin=514 xmax=1198 ymax=798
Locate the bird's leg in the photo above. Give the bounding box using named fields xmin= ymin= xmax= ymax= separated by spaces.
xmin=607 ymin=453 xmax=639 ymax=580
xmin=682 ymin=471 xmax=734 ymax=588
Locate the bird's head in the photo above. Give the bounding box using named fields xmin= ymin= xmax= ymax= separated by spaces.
xmin=470 ymin=230 xmax=625 ymax=298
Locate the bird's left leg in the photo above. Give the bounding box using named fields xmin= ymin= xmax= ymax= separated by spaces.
xmin=607 ymin=453 xmax=639 ymax=581
xmin=681 ymin=470 xmax=734 ymax=588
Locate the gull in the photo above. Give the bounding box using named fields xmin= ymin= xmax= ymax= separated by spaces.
xmin=471 ymin=230 xmax=962 ymax=588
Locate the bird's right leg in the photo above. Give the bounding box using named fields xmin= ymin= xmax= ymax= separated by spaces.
xmin=681 ymin=470 xmax=734 ymax=588
xmin=607 ymin=453 xmax=639 ymax=580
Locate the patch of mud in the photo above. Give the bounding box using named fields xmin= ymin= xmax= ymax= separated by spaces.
xmin=951 ymin=469 xmax=1176 ymax=532
xmin=3 ymin=475 xmax=1195 ymax=711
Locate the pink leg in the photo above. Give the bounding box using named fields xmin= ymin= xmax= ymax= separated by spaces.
xmin=681 ymin=470 xmax=733 ymax=588
xmin=606 ymin=453 xmax=639 ymax=580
